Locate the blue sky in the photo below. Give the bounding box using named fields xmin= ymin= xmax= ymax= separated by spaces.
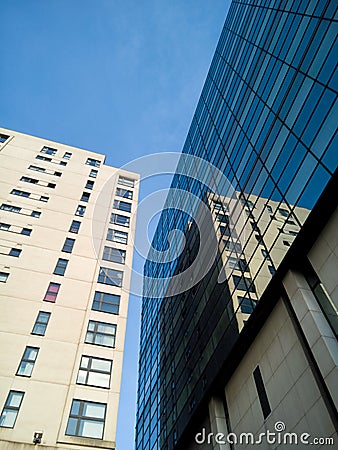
xmin=0 ymin=1 xmax=230 ymax=448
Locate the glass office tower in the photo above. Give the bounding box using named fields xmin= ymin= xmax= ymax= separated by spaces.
xmin=136 ymin=1 xmax=337 ymax=449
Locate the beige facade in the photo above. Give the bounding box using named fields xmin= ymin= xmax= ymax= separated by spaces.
xmin=0 ymin=128 xmax=139 ymax=449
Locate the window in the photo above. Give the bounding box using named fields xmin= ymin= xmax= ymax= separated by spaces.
xmin=21 ymin=228 xmax=32 ymax=236
xmin=216 ymin=213 xmax=229 ymax=223
xmin=102 ymin=246 xmax=126 ymax=264
xmin=16 ymin=347 xmax=39 ymax=377
xmin=41 ymin=146 xmax=57 ymax=155
xmin=31 ymin=211 xmax=41 ymax=218
xmin=9 ymin=248 xmax=21 ymax=257
xmin=86 ymin=158 xmax=101 ymax=167
xmin=62 ymin=238 xmax=75 ymax=253
xmin=233 ymin=275 xmax=256 ymax=292
xmin=85 ymin=320 xmax=117 ymax=348
xmin=224 ymin=240 xmax=241 ymax=253
xmin=63 ymin=152 xmax=72 ymax=159
xmin=40 ymin=196 xmax=49 ymax=202
xmin=28 ymin=165 xmax=45 ymax=172
xmin=1 ymin=204 xmax=21 ymax=213
xmin=0 ymin=391 xmax=24 ymax=428
xmin=43 ymin=282 xmax=60 ymax=302
xmin=116 ymin=187 xmax=133 ymax=200
xmin=0 ymin=133 xmax=10 ymax=143
xmin=92 ymin=291 xmax=120 ymax=315
xmin=0 ymin=272 xmax=9 ymax=283
xmin=31 ymin=311 xmax=51 ymax=336
xmin=110 ymin=213 xmax=130 ymax=227
xmin=268 ymin=265 xmax=276 ymax=275
xmin=36 ymin=155 xmax=51 ymax=162
xmin=253 ymin=366 xmax=271 ymax=419
xmin=85 ymin=180 xmax=94 ymax=189
xmin=76 ymin=356 xmax=112 ymax=388
xmin=118 ymin=176 xmax=134 ymax=188
xmin=0 ymin=223 xmax=10 ymax=231
xmin=11 ymin=189 xmax=30 ymax=198
xmin=266 ymin=204 xmax=273 ymax=213
xmin=106 ymin=229 xmax=128 ymax=244
xmin=89 ymin=169 xmax=98 ymax=178
xmin=286 ymin=219 xmax=296 ymax=225
xmin=75 ymin=205 xmax=86 ymax=217
xmin=69 ymin=220 xmax=81 ymax=234
xmin=98 ymin=267 xmax=123 ymax=287
xmin=283 ymin=240 xmax=291 ymax=247
xmin=20 ymin=176 xmax=38 ymax=184
xmin=53 ymin=258 xmax=68 ymax=276
xmin=114 ymin=200 xmax=131 ymax=213
xmin=80 ymin=192 xmax=90 ymax=202
xmin=261 ymin=249 xmax=270 ymax=259
xmin=278 ymin=208 xmax=289 ymax=217
xmin=238 ymin=296 xmax=257 ymax=314
xmin=227 ymin=256 xmax=248 ymax=271
xmin=66 ymin=399 xmax=106 ymax=439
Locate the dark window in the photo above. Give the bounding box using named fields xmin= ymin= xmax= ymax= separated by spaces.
xmin=0 ymin=133 xmax=10 ymax=143
xmin=11 ymin=189 xmax=30 ymax=198
xmin=66 ymin=399 xmax=106 ymax=439
xmin=43 ymin=282 xmax=60 ymax=302
xmin=80 ymin=192 xmax=90 ymax=202
xmin=0 ymin=223 xmax=10 ymax=231
xmin=31 ymin=211 xmax=41 ymax=218
xmin=89 ymin=169 xmax=98 ymax=178
xmin=63 ymin=152 xmax=72 ymax=159
xmin=92 ymin=291 xmax=120 ymax=315
xmin=0 ymin=272 xmax=9 ymax=283
xmin=261 ymin=249 xmax=270 ymax=259
xmin=40 ymin=196 xmax=49 ymax=202
xmin=85 ymin=320 xmax=117 ymax=348
xmin=238 ymin=296 xmax=257 ymax=314
xmin=98 ymin=267 xmax=123 ymax=287
xmin=228 ymin=256 xmax=248 ymax=271
xmin=36 ymin=155 xmax=52 ymax=162
xmin=86 ymin=158 xmax=101 ymax=167
xmin=110 ymin=213 xmax=130 ymax=227
xmin=118 ymin=176 xmax=134 ymax=188
xmin=102 ymin=246 xmax=126 ymax=264
xmin=76 ymin=356 xmax=112 ymax=388
xmin=28 ymin=165 xmax=45 ymax=172
xmin=253 ymin=366 xmax=271 ymax=419
xmin=21 ymin=228 xmax=32 ymax=236
xmin=278 ymin=208 xmax=289 ymax=217
xmin=53 ymin=258 xmax=68 ymax=276
xmin=41 ymin=146 xmax=57 ymax=155
xmin=268 ymin=265 xmax=276 ymax=275
xmin=1 ymin=204 xmax=21 ymax=213
xmin=62 ymin=238 xmax=75 ymax=253
xmin=106 ymin=229 xmax=128 ymax=244
xmin=113 ymin=200 xmax=131 ymax=213
xmin=283 ymin=240 xmax=291 ymax=247
xmin=233 ymin=275 xmax=256 ymax=293
xmin=0 ymin=391 xmax=24 ymax=428
xmin=266 ymin=204 xmax=273 ymax=213
xmin=116 ymin=187 xmax=133 ymax=200
xmin=54 ymin=171 xmax=62 ymax=177
xmin=75 ymin=205 xmax=86 ymax=217
xmin=16 ymin=346 xmax=39 ymax=377
xmin=31 ymin=311 xmax=51 ymax=336
xmin=69 ymin=220 xmax=81 ymax=234
xmin=216 ymin=213 xmax=229 ymax=223
xmin=9 ymin=248 xmax=21 ymax=257
xmin=47 ymin=182 xmax=56 ymax=189
xmin=20 ymin=176 xmax=38 ymax=184
xmin=85 ymin=180 xmax=94 ymax=189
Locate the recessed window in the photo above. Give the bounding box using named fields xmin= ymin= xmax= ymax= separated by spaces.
xmin=85 ymin=320 xmax=117 ymax=348
xmin=47 ymin=182 xmax=56 ymax=189
xmin=31 ymin=210 xmax=41 ymax=218
xmin=69 ymin=220 xmax=81 ymax=234
xmin=21 ymin=228 xmax=32 ymax=236
xmin=1 ymin=204 xmax=21 ymax=214
xmin=0 ymin=133 xmax=10 ymax=143
xmin=53 ymin=258 xmax=68 ymax=276
xmin=278 ymin=208 xmax=289 ymax=217
xmin=62 ymin=238 xmax=75 ymax=253
xmin=0 ymin=223 xmax=10 ymax=231
xmin=253 ymin=366 xmax=271 ymax=419
xmin=228 ymin=256 xmax=248 ymax=271
xmin=0 ymin=391 xmax=24 ymax=428
xmin=86 ymin=158 xmax=101 ymax=167
xmin=98 ymin=267 xmax=123 ymax=287
xmin=106 ymin=229 xmax=128 ymax=244
xmin=66 ymin=399 xmax=106 ymax=439
xmin=85 ymin=180 xmax=94 ymax=190
xmin=43 ymin=282 xmax=60 ymax=302
xmin=63 ymin=152 xmax=72 ymax=159
xmin=118 ymin=176 xmax=134 ymax=188
xmin=76 ymin=356 xmax=112 ymax=388
xmin=261 ymin=249 xmax=270 ymax=259
xmin=233 ymin=275 xmax=256 ymax=293
xmin=75 ymin=205 xmax=86 ymax=217
xmin=9 ymin=248 xmax=21 ymax=257
xmin=110 ymin=213 xmax=130 ymax=227
xmin=11 ymin=189 xmax=30 ymax=198
xmin=283 ymin=240 xmax=291 ymax=247
xmin=0 ymin=272 xmax=9 ymax=283
xmin=28 ymin=165 xmax=45 ymax=173
xmin=31 ymin=311 xmax=51 ymax=336
xmin=40 ymin=195 xmax=49 ymax=202
xmin=113 ymin=200 xmax=131 ymax=213
xmin=216 ymin=213 xmax=229 ymax=223
xmin=266 ymin=204 xmax=273 ymax=213
xmin=116 ymin=187 xmax=133 ymax=200
xmin=102 ymin=246 xmax=126 ymax=264
xmin=16 ymin=346 xmax=39 ymax=377
xmin=20 ymin=176 xmax=38 ymax=184
xmin=41 ymin=146 xmax=57 ymax=155
xmin=92 ymin=291 xmax=120 ymax=315
xmin=238 ymin=296 xmax=257 ymax=314
xmin=268 ymin=265 xmax=276 ymax=275
xmin=36 ymin=155 xmax=52 ymax=162
xmin=80 ymin=192 xmax=90 ymax=202
xmin=89 ymin=169 xmax=98 ymax=178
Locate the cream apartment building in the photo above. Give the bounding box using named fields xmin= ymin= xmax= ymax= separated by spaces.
xmin=0 ymin=128 xmax=139 ymax=449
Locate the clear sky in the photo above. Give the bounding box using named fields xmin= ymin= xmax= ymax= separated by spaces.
xmin=0 ymin=1 xmax=230 ymax=448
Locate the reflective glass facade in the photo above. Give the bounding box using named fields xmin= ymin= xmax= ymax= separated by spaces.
xmin=136 ymin=1 xmax=337 ymax=449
